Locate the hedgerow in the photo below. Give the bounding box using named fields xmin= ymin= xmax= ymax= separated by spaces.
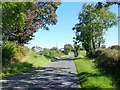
xmin=93 ymin=48 xmax=120 ymax=74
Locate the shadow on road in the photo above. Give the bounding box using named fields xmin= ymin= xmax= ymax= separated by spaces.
xmin=2 ymin=60 xmax=81 ymax=90
xmin=52 ymin=58 xmax=73 ymax=61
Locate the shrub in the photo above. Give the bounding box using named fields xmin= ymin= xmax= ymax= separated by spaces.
xmin=2 ymin=41 xmax=29 ymax=66
xmin=93 ymin=48 xmax=120 ymax=74
xmin=2 ymin=41 xmax=17 ymax=66
xmin=42 ymin=48 xmax=50 ymax=56
xmin=108 ymin=45 xmax=120 ymax=50
xmin=41 ymin=48 xmax=64 ymax=59
xmin=49 ymin=50 xmax=60 ymax=58
xmin=16 ymin=45 xmax=29 ymax=61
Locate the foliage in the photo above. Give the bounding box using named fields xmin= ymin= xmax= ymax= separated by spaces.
xmin=49 ymin=50 xmax=60 ymax=59
xmin=93 ymin=48 xmax=120 ymax=74
xmin=2 ymin=40 xmax=29 ymax=66
xmin=33 ymin=2 xmax=61 ymax=30
xmin=50 ymin=47 xmax=58 ymax=51
xmin=108 ymin=45 xmax=120 ymax=50
xmin=23 ymin=50 xmax=51 ymax=67
xmin=64 ymin=44 xmax=74 ymax=55
xmin=41 ymin=48 xmax=64 ymax=59
xmin=50 ymin=47 xmax=62 ymax=57
xmin=74 ymin=49 xmax=120 ymax=88
xmin=2 ymin=2 xmax=33 ymax=44
xmin=73 ymin=42 xmax=80 ymax=57
xmin=42 ymin=48 xmax=50 ymax=56
xmin=74 ymin=56 xmax=116 ymax=88
xmin=80 ymin=47 xmax=85 ymax=50
xmin=2 ymin=2 xmax=61 ymax=44
xmin=2 ymin=41 xmax=18 ymax=66
xmin=2 ymin=43 xmax=64 ymax=79
xmin=101 ymin=45 xmax=106 ymax=48
xmin=2 ymin=50 xmax=51 ymax=79
xmin=16 ymin=45 xmax=29 ymax=60
xmin=89 ymin=48 xmax=120 ymax=88
xmin=73 ymin=3 xmax=117 ymax=55
xmin=95 ymin=2 xmax=119 ymax=9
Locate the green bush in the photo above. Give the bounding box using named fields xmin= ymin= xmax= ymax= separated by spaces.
xmin=93 ymin=48 xmax=120 ymax=74
xmin=16 ymin=45 xmax=29 ymax=61
xmin=42 ymin=48 xmax=50 ymax=56
xmin=41 ymin=48 xmax=64 ymax=59
xmin=2 ymin=41 xmax=17 ymax=66
xmin=108 ymin=45 xmax=120 ymax=50
xmin=49 ymin=50 xmax=60 ymax=58
xmin=2 ymin=47 xmax=51 ymax=79
xmin=2 ymin=41 xmax=29 ymax=66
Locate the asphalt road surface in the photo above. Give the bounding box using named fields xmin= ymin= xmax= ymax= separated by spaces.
xmin=1 ymin=59 xmax=81 ymax=90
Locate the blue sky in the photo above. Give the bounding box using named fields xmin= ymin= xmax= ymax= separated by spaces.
xmin=25 ymin=2 xmax=118 ymax=49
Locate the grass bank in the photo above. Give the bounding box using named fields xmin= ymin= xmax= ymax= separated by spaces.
xmin=2 ymin=41 xmax=65 ymax=79
xmin=74 ymin=51 xmax=117 ymax=88
xmin=2 ymin=50 xmax=53 ymax=79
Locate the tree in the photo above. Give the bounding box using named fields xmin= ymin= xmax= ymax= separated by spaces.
xmin=2 ymin=2 xmax=61 ymax=44
xmin=42 ymin=48 xmax=50 ymax=56
xmin=64 ymin=44 xmax=73 ymax=55
xmin=108 ymin=45 xmax=120 ymax=50
xmin=73 ymin=42 xmax=80 ymax=57
xmin=73 ymin=4 xmax=117 ymax=56
xmin=2 ymin=2 xmax=33 ymax=44
xmin=50 ymin=47 xmax=59 ymax=54
xmin=101 ymin=45 xmax=106 ymax=48
xmin=95 ymin=2 xmax=120 ymax=9
xmin=50 ymin=47 xmax=58 ymax=51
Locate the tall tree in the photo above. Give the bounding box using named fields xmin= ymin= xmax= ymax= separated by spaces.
xmin=73 ymin=4 xmax=117 ymax=55
xmin=2 ymin=2 xmax=60 ymax=44
xmin=95 ymin=2 xmax=120 ymax=9
xmin=73 ymin=42 xmax=80 ymax=57
xmin=64 ymin=44 xmax=73 ymax=55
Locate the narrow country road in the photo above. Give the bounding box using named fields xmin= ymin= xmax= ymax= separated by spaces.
xmin=1 ymin=59 xmax=81 ymax=90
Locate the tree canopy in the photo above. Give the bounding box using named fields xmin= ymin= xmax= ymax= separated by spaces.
xmin=64 ymin=44 xmax=73 ymax=55
xmin=73 ymin=3 xmax=117 ymax=55
xmin=108 ymin=45 xmax=120 ymax=50
xmin=2 ymin=2 xmax=60 ymax=44
xmin=73 ymin=42 xmax=80 ymax=57
xmin=95 ymin=2 xmax=120 ymax=9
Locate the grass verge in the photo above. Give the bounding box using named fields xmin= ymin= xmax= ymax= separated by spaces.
xmin=2 ymin=50 xmax=52 ymax=79
xmin=74 ymin=55 xmax=116 ymax=88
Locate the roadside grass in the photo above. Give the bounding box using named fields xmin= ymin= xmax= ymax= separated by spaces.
xmin=78 ymin=50 xmax=86 ymax=57
xmin=74 ymin=51 xmax=86 ymax=60
xmin=74 ymin=51 xmax=116 ymax=88
xmin=23 ymin=51 xmax=51 ymax=67
xmin=60 ymin=55 xmax=69 ymax=59
xmin=2 ymin=50 xmax=51 ymax=79
xmin=2 ymin=62 xmax=36 ymax=79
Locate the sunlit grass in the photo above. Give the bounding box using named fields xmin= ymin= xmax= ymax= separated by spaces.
xmin=26 ymin=55 xmax=50 ymax=68
xmin=60 ymin=55 xmax=68 ymax=59
xmin=2 ymin=51 xmax=51 ymax=79
xmin=2 ymin=45 xmax=65 ymax=79
xmin=78 ymin=50 xmax=86 ymax=57
xmin=2 ymin=62 xmax=35 ymax=79
xmin=74 ymin=51 xmax=116 ymax=88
